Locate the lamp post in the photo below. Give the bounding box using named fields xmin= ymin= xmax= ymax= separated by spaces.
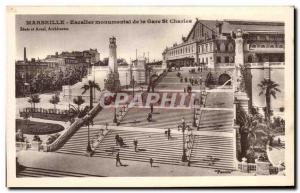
xmin=113 ymin=77 xmax=118 ymax=124
xmin=132 ymin=76 xmax=135 ymax=97
xmin=113 ymin=104 xmax=118 ymax=123
xmin=178 ymin=118 xmax=189 ymax=162
xmin=193 ymin=99 xmax=197 ymax=127
xmin=86 ymin=113 xmax=93 ymax=156
xmin=125 ymin=72 xmax=128 ymax=89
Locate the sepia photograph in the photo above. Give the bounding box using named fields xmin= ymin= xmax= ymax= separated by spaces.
xmin=6 ymin=6 xmax=294 ymax=187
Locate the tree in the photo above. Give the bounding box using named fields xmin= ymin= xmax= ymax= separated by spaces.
xmin=28 ymin=94 xmax=40 ymax=110
xmin=73 ymin=96 xmax=85 ymax=110
xmin=81 ymin=80 xmax=101 ymax=109
xmin=236 ymin=105 xmax=268 ymax=160
xmin=70 ymin=96 xmax=88 ymax=118
xmin=258 ymin=79 xmax=281 ymax=123
xmin=49 ymin=94 xmax=60 ymax=110
xmin=205 ymin=71 xmax=214 ymax=87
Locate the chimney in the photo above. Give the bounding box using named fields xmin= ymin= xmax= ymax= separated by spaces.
xmin=24 ymin=47 xmax=27 ymax=62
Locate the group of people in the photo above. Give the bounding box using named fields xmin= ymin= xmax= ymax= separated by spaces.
xmin=115 ymin=152 xmax=154 ymax=167
xmin=114 ymin=135 xmax=155 ymax=167
xmin=165 ymin=128 xmax=171 ymax=140
xmin=115 ymin=134 xmax=125 ymax=147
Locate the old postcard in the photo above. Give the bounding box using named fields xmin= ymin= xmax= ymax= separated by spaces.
xmin=6 ymin=6 xmax=294 ymax=187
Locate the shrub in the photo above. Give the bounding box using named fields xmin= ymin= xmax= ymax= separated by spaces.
xmin=33 ymin=135 xmax=41 ymax=142
xmin=46 ymin=133 xmax=60 ymax=145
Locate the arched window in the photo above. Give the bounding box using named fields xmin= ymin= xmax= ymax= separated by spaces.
xmin=220 ymin=43 xmax=225 ymax=52
xmin=225 ymin=56 xmax=229 ymax=63
xmin=248 ymin=55 xmax=253 ymax=63
xmin=228 ymin=43 xmax=233 ymax=52
xmin=251 ymin=44 xmax=257 ymax=48
xmin=216 ymin=43 xmax=220 ymax=51
xmin=279 ymin=44 xmax=284 ymax=48
xmin=261 ymin=44 xmax=266 ymax=48
xmin=270 ymin=44 xmax=275 ymax=48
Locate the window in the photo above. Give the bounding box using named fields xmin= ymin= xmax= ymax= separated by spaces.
xmin=279 ymin=44 xmax=283 ymax=48
xmin=261 ymin=44 xmax=266 ymax=48
xmin=206 ymin=57 xmax=208 ymax=64
xmin=228 ymin=43 xmax=233 ymax=51
xmin=216 ymin=43 xmax=220 ymax=51
xmin=217 ymin=56 xmax=221 ymax=63
xmin=210 ymin=43 xmax=213 ymax=52
xmin=206 ymin=44 xmax=208 ymax=52
xmin=248 ymin=55 xmax=253 ymax=63
xmin=251 ymin=44 xmax=257 ymax=48
xmin=225 ymin=56 xmax=229 ymax=63
xmin=270 ymin=44 xmax=275 ymax=48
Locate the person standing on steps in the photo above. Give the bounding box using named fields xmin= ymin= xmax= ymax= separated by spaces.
xmin=150 ymin=103 xmax=153 ymax=113
xmin=115 ymin=134 xmax=119 ymax=146
xmin=133 ymin=138 xmax=138 ymax=152
xmin=150 ymin=158 xmax=154 ymax=167
xmin=167 ymin=128 xmax=171 ymax=140
xmin=116 ymin=152 xmax=123 ymax=167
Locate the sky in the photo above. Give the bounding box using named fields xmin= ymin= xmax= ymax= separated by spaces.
xmin=16 ymin=15 xmax=195 ymax=62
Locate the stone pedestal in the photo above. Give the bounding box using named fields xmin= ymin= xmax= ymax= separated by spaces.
xmin=31 ymin=141 xmax=42 ymax=151
xmin=235 ymin=91 xmax=249 ymax=113
xmin=256 ymin=161 xmax=271 ymax=175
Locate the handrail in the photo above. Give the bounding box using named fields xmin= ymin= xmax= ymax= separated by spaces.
xmin=44 ymin=103 xmax=103 ymax=152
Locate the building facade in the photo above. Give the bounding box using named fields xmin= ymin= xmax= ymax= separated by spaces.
xmin=163 ymin=19 xmax=285 ymax=113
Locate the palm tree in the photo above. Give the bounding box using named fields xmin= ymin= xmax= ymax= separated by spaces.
xmin=258 ymin=79 xmax=281 ymax=123
xmin=49 ymin=94 xmax=60 ymax=110
xmin=81 ymin=80 xmax=101 ymax=109
xmin=236 ymin=105 xmax=268 ymax=160
xmin=73 ymin=96 xmax=85 ymax=110
xmin=28 ymin=94 xmax=40 ymax=111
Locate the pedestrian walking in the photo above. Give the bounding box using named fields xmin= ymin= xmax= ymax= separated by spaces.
xmin=150 ymin=158 xmax=154 ymax=167
xmin=116 ymin=152 xmax=123 ymax=167
xmin=119 ymin=137 xmax=124 ymax=147
xmin=167 ymin=128 xmax=171 ymax=140
xmin=150 ymin=103 xmax=153 ymax=113
xmin=147 ymin=112 xmax=152 ymax=122
xmin=133 ymin=138 xmax=138 ymax=152
xmin=115 ymin=134 xmax=119 ymax=145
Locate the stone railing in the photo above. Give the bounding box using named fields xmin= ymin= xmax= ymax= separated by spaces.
xmin=237 ymin=159 xmax=285 ymax=175
xmin=214 ymin=63 xmax=235 ymax=68
xmin=91 ymin=129 xmax=111 ymax=151
xmin=20 ymin=107 xmax=71 ymax=122
xmin=237 ymin=161 xmax=257 ymax=173
xmin=247 ymin=62 xmax=285 ymax=68
xmin=152 ymin=70 xmax=167 ymax=88
xmin=187 ymin=134 xmax=196 ymax=165
xmin=16 ymin=142 xmax=30 ymax=152
xmin=43 ymin=103 xmax=103 ymax=152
